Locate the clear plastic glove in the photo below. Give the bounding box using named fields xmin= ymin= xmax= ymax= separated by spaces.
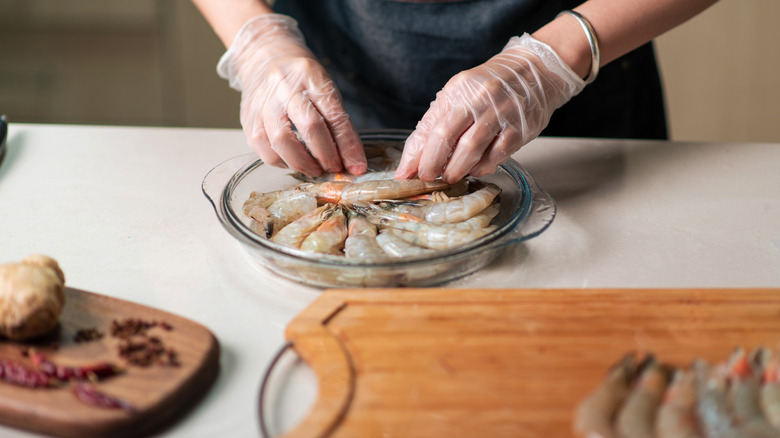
xmin=218 ymin=14 xmax=366 ymax=176
xmin=394 ymin=33 xmax=586 ymax=183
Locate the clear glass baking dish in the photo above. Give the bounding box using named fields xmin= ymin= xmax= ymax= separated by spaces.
xmin=202 ymin=130 xmax=555 ymax=288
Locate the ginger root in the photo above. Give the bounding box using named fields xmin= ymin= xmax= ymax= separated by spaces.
xmin=0 ymin=255 xmax=66 ymax=340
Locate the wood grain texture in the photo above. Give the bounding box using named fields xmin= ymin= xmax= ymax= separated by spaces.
xmin=282 ymin=288 xmax=780 ymax=438
xmin=0 ymin=287 xmax=220 ymax=438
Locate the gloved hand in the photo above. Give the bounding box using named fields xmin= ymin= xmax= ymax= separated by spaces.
xmin=394 ymin=33 xmax=586 ymax=183
xmin=218 ymin=14 xmax=366 ymax=176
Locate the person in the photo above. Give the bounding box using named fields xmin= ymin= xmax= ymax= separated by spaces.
xmin=192 ymin=0 xmax=718 ymax=183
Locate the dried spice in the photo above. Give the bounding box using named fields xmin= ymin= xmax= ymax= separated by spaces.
xmin=73 ymin=327 xmax=104 ymax=343
xmin=111 ymin=318 xmax=179 ymax=367
xmin=0 ymin=357 xmax=55 ymax=388
xmin=72 ymin=382 xmax=135 ymax=412
xmin=1 ymin=316 xmax=178 ymax=414
xmin=117 ymin=336 xmax=179 ymax=367
xmin=110 ymin=318 xmax=171 ymax=339
xmin=30 ymin=351 xmax=122 ymax=382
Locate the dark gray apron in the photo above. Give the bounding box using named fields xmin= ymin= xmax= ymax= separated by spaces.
xmin=274 ymin=0 xmax=667 ymax=140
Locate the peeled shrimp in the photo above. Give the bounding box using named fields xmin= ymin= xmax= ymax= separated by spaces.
xmin=656 ymin=370 xmax=703 ymax=438
xmin=375 ymin=231 xmax=437 ymax=258
xmin=340 ymin=178 xmax=453 ymax=204
xmin=614 ymin=357 xmax=668 ymax=438
xmin=272 ymin=205 xmax=333 ymax=249
xmin=573 ymin=353 xmax=637 ymax=438
xmin=300 ymin=206 xmax=348 ymax=255
xmin=344 ymin=216 xmax=388 ymax=261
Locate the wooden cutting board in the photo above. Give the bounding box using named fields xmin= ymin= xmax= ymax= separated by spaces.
xmin=0 ymin=287 xmax=220 ymax=438
xmin=280 ymin=288 xmax=780 ymax=438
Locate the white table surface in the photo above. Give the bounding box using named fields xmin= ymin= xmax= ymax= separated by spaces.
xmin=1 ymin=123 xmax=779 ymax=437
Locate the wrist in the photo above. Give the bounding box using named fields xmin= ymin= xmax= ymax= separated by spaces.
xmin=532 ymin=11 xmax=597 ymax=82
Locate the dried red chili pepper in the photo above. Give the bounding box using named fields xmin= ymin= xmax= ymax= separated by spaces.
xmin=0 ymin=358 xmax=55 ymax=388
xmin=30 ymin=352 xmax=122 ymax=382
xmin=72 ymin=382 xmax=135 ymax=412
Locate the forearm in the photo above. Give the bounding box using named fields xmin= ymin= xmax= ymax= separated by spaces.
xmin=534 ymin=0 xmax=719 ymax=80
xmin=191 ymin=0 xmax=274 ymax=47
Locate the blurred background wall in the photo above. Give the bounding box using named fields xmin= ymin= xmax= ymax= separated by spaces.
xmin=1 ymin=0 xmax=778 ymax=143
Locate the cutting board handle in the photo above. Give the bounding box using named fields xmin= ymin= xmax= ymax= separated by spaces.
xmin=258 ymin=341 xmax=294 ymax=438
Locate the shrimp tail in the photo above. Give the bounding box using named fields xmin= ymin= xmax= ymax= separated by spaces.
xmin=573 ymin=352 xmax=638 ymax=438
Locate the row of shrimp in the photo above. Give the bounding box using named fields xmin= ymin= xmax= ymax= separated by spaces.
xmin=241 ymin=170 xmax=503 ymax=259
xmin=574 ymin=348 xmax=780 ymax=438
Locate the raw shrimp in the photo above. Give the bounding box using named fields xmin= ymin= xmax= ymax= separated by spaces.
xmin=727 ymin=348 xmax=780 ymax=438
xmin=246 ymin=172 xmax=502 ymax=256
xmin=349 ymin=201 xmax=425 ymax=223
xmin=403 ymin=179 xmax=470 ymax=201
xmin=573 ymin=353 xmax=637 ymax=438
xmin=243 ymin=192 xmax=282 ymax=237
xmin=380 ymin=220 xmax=494 ymax=250
xmin=456 ymin=203 xmax=500 ymax=230
xmin=614 ymin=356 xmax=668 ymax=438
xmin=693 ymin=360 xmax=739 ymax=438
xmin=340 ymin=178 xmax=453 ymax=204
xmin=246 ymin=188 xmax=285 ymax=206
xmin=344 ymin=216 xmax=388 ymax=261
xmin=422 ymin=182 xmax=501 ymax=224
xmin=244 ymin=181 xmax=345 ymax=225
xmin=271 ymin=205 xmax=334 ymax=249
xmin=267 ymin=192 xmax=318 ymax=236
xmin=760 ymin=354 xmax=780 ymax=431
xmin=375 ymin=231 xmax=437 ymax=258
xmin=655 ymin=370 xmax=703 ymax=438
xmin=298 ymin=181 xmax=350 ymax=204
xmin=300 ymin=206 xmax=348 ymax=255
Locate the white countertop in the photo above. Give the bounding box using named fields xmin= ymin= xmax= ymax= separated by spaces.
xmin=1 ymin=123 xmax=779 ymax=437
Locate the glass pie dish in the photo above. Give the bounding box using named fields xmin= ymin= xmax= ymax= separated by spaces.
xmin=202 ymin=130 xmax=555 ymax=288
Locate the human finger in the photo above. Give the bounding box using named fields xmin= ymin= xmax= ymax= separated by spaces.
xmin=394 ymin=98 xmax=447 ymax=180
xmin=441 ymin=115 xmax=500 ymax=183
xmin=240 ymin=100 xmax=287 ymax=168
xmin=263 ymin=107 xmax=322 ymax=176
xmin=308 ymin=79 xmax=366 ymax=175
xmin=287 ymin=92 xmax=342 ymax=173
xmin=469 ymin=129 xmax=522 ymax=177
xmin=416 ymin=108 xmax=473 ymax=182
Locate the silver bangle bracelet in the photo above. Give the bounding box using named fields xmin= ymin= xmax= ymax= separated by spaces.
xmin=557 ymin=10 xmax=600 ymax=84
